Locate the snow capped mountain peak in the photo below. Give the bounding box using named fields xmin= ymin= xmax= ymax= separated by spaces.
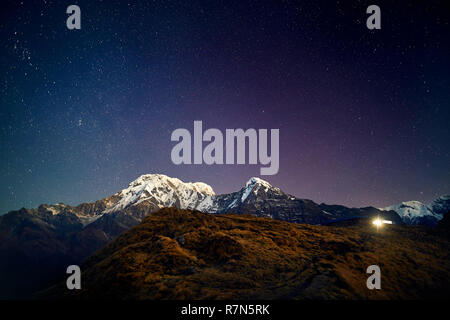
xmin=429 ymin=195 xmax=450 ymax=215
xmin=240 ymin=177 xmax=276 ymax=203
xmin=127 ymin=174 xmax=215 ymax=196
xmin=382 ymin=201 xmax=433 ymax=218
xmin=244 ymin=177 xmax=272 ymax=189
xmin=381 ymin=196 xmax=450 ymax=225
xmin=104 ymin=174 xmax=215 ymax=213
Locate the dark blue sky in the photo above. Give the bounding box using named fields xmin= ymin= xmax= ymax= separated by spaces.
xmin=1 ymin=0 xmax=449 ymax=213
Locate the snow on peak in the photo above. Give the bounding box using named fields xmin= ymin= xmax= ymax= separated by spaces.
xmin=39 ymin=203 xmax=68 ymax=215
xmin=429 ymin=195 xmax=450 ymax=215
xmin=381 ymin=200 xmax=439 ymax=220
xmin=127 ymin=174 xmax=215 ymax=195
xmin=241 ymin=177 xmax=273 ymax=202
xmin=104 ymin=174 xmax=215 ymax=213
xmin=244 ymin=177 xmax=272 ymax=189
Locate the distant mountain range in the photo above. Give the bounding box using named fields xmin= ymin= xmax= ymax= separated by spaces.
xmin=381 ymin=195 xmax=450 ymax=226
xmin=0 ymin=173 xmax=448 ymax=298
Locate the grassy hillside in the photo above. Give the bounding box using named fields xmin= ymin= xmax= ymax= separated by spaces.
xmin=46 ymin=207 xmax=450 ymax=299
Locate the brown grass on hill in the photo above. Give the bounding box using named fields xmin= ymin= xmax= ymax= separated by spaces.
xmin=50 ymin=207 xmax=450 ymax=300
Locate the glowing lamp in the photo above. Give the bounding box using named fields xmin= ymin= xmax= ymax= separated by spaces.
xmin=372 ymin=218 xmax=393 ymax=229
xmin=373 ymin=219 xmax=383 ymax=227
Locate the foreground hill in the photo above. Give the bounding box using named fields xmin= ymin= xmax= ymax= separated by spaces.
xmin=45 ymin=207 xmax=450 ymax=300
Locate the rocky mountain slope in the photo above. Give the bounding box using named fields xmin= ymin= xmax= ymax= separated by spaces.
xmin=381 ymin=195 xmax=450 ymax=226
xmin=104 ymin=174 xmax=215 ymax=213
xmin=42 ymin=207 xmax=450 ymax=300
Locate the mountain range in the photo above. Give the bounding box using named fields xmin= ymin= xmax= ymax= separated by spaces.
xmin=0 ymin=173 xmax=448 ymax=298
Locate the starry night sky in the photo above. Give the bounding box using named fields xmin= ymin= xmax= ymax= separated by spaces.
xmin=0 ymin=0 xmax=449 ymax=213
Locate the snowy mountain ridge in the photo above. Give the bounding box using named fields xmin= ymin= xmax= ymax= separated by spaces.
xmin=8 ymin=173 xmax=448 ymax=227
xmin=100 ymin=174 xmax=278 ymax=215
xmin=104 ymin=174 xmax=215 ymax=213
xmin=381 ymin=196 xmax=450 ymax=225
